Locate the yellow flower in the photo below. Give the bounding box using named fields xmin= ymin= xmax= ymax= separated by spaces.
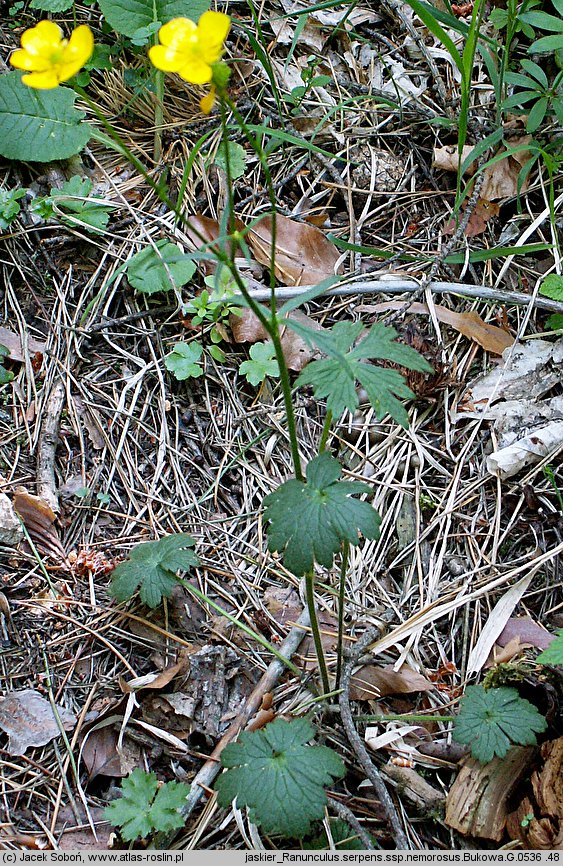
xmin=10 ymin=20 xmax=94 ymax=89
xmin=149 ymin=11 xmax=230 ymax=85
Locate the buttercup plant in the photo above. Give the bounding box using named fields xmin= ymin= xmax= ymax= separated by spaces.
xmin=5 ymin=9 xmax=430 ymax=694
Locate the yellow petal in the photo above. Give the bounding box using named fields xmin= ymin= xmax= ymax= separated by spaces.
xmin=158 ymin=17 xmax=197 ymax=48
xmin=21 ymin=70 xmax=60 ymax=89
xmin=197 ymin=11 xmax=230 ymax=64
xmin=148 ymin=44 xmax=184 ymax=72
xmin=177 ymin=57 xmax=212 ymax=84
xmin=199 ymin=87 xmax=216 ymax=114
xmin=64 ymin=25 xmax=94 ymax=67
xmin=9 ymin=48 xmax=51 ymax=72
xmin=21 ymin=20 xmax=63 ymax=57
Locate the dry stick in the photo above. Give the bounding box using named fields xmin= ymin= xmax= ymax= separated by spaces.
xmin=152 ymin=608 xmax=311 ymax=849
xmin=339 ymin=627 xmax=408 ymax=849
xmin=36 ymin=377 xmax=66 ymax=514
xmin=328 ymin=798 xmax=376 ymax=850
xmin=238 ymin=277 xmax=563 ymax=313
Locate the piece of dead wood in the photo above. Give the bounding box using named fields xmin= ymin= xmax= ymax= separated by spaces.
xmin=445 ymin=746 xmax=537 ymax=840
xmin=150 ymin=607 xmax=311 ymax=849
xmin=36 ymin=378 xmax=66 ymax=513
xmin=506 ymin=738 xmax=563 ymax=849
xmin=381 ymin=762 xmax=445 ymax=811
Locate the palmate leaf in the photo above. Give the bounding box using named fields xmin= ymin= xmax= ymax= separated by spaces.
xmin=104 ymin=769 xmax=190 ymax=841
xmin=165 ymin=341 xmax=204 ymax=380
xmin=215 ymin=717 xmax=345 ymax=838
xmin=292 ymin=320 xmax=432 ymax=428
xmin=109 ymin=533 xmax=199 ymax=608
xmin=239 ymin=341 xmax=280 ymax=385
xmin=452 ymin=685 xmax=547 ymax=763
xmin=263 ymin=453 xmax=380 ymax=576
xmin=0 ymin=73 xmax=90 ymax=162
xmin=98 ymin=0 xmax=209 ymax=37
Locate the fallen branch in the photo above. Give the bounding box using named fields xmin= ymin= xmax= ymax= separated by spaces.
xmin=240 ymin=277 xmax=563 ymax=313
xmin=36 ymin=378 xmax=66 ymax=514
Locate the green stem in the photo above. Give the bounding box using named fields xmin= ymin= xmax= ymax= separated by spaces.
xmin=178 ymin=579 xmax=301 ymax=675
xmin=153 ymin=69 xmax=164 ymax=162
xmin=335 ymin=540 xmax=348 ymax=690
xmin=318 ymin=410 xmax=333 ymax=454
xmin=305 ymin=572 xmax=330 ymax=695
xmin=222 ymin=93 xmax=303 ymax=480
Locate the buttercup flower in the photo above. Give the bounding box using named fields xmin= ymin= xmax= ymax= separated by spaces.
xmin=10 ymin=20 xmax=94 ymax=89
xmin=149 ymin=11 xmax=230 ymax=111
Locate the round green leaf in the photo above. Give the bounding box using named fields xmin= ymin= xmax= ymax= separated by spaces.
xmin=0 ymin=73 xmax=90 ymax=162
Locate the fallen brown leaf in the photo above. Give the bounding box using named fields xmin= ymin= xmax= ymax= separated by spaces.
xmin=497 ymin=615 xmax=555 ymax=651
xmin=433 ymin=138 xmax=532 ymax=202
xmin=247 ymin=214 xmax=342 ymax=285
xmin=443 ymin=199 xmax=500 ymax=238
xmin=481 ymin=137 xmax=532 ymax=201
xmin=13 ymin=489 xmax=67 ymax=562
xmin=230 ymin=308 xmax=322 ymax=372
xmin=183 ymin=213 xmax=245 ymax=273
xmin=0 ymin=689 xmax=76 ymax=756
xmin=356 ymin=301 xmax=513 ymax=355
xmin=433 ymin=144 xmax=475 ymax=174
xmin=122 ymin=654 xmax=190 ymax=693
xmin=350 ymin=664 xmax=433 ymax=700
xmin=80 ymin=725 xmax=141 ymax=781
xmin=0 ymin=326 xmax=46 ymax=363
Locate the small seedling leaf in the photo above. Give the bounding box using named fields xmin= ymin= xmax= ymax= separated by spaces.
xmin=127 ymin=239 xmax=196 ymax=295
xmin=537 ymin=629 xmax=563 ymax=665
xmin=215 ymin=717 xmax=345 ymax=838
xmin=165 ymin=341 xmax=204 ymax=380
xmin=293 ymin=320 xmax=432 ymax=428
xmin=104 ymin=769 xmax=189 ymax=841
xmin=239 ymin=341 xmax=280 ymax=385
xmin=109 ymin=533 xmax=199 ymax=608
xmin=452 ymin=685 xmax=547 ymax=763
xmin=263 ymin=452 xmax=380 ymax=575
